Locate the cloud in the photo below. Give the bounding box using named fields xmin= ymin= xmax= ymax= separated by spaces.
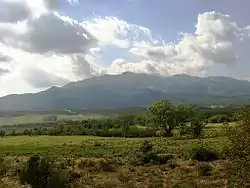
xmin=109 ymin=59 xmax=161 ymax=75
xmin=82 ymin=16 xmax=155 ymax=48
xmin=71 ymin=54 xmax=102 ymax=77
xmin=0 ymin=68 xmax=9 ymax=75
xmin=0 ymin=3 xmax=250 ymax=97
xmin=0 ymin=13 xmax=96 ymax=54
xmin=0 ymin=53 xmax=11 ymax=62
xmin=68 ymin=0 xmax=79 ymax=5
xmin=43 ymin=0 xmax=59 ymax=10
xmin=0 ymin=0 xmax=30 ymax=23
xmin=110 ymin=11 xmax=250 ymax=76
xmin=22 ymin=68 xmax=69 ymax=88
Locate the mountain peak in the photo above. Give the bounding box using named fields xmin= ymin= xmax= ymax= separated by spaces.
xmin=1 ymin=74 xmax=250 ymax=111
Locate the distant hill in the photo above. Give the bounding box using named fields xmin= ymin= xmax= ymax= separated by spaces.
xmin=1 ymin=72 xmax=250 ymax=111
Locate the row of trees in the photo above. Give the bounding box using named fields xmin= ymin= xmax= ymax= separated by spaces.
xmin=0 ymin=100 xmax=212 ymax=138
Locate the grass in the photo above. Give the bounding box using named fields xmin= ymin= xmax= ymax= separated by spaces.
xmin=0 ymin=122 xmax=233 ymax=187
xmin=0 ymin=114 xmax=107 ymax=126
xmin=0 ymin=136 xmax=229 ymax=187
xmin=0 ymin=115 xmax=45 ymax=126
xmin=0 ymin=136 xmax=227 ymax=160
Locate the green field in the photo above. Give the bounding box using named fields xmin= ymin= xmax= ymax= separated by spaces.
xmin=0 ymin=122 xmax=230 ymax=157
xmin=0 ymin=135 xmax=227 ymax=157
xmin=0 ymin=134 xmax=229 ymax=188
xmin=0 ymin=114 xmax=107 ymax=126
xmin=0 ymin=118 xmax=238 ymax=187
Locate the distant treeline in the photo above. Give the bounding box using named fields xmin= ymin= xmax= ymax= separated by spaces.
xmin=0 ymin=104 xmax=241 ymax=118
xmin=0 ymin=107 xmax=146 ymax=117
xmin=0 ymin=101 xmax=239 ymax=138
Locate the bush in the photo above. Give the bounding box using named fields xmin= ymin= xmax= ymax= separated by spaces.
xmin=190 ymin=117 xmax=206 ymax=138
xmin=139 ymin=140 xmax=153 ymax=153
xmin=197 ymin=163 xmax=213 ymax=176
xmin=77 ymin=158 xmax=118 ymax=172
xmin=188 ymin=146 xmax=219 ymax=162
xmin=20 ymin=155 xmax=80 ymax=188
xmin=167 ymin=159 xmax=179 ymax=169
xmin=0 ymin=158 xmax=9 ymax=176
xmin=224 ymin=106 xmax=250 ymax=186
xmin=143 ymin=152 xmax=174 ymax=165
xmin=208 ymin=115 xmax=231 ymax=123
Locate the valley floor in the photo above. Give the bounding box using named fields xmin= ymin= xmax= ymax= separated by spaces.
xmin=0 ymin=135 xmax=229 ymax=188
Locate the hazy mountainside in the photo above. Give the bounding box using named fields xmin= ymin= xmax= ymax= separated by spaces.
xmin=1 ymin=72 xmax=250 ymax=111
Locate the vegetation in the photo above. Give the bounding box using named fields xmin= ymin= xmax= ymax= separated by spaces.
xmin=0 ymin=99 xmax=249 ymax=187
xmin=188 ymin=145 xmax=219 ymax=161
xmin=197 ymin=163 xmax=213 ymax=176
xmin=225 ymin=106 xmax=250 ymax=187
xmin=189 ymin=116 xmax=206 ymax=138
xmin=20 ymin=155 xmax=80 ymax=188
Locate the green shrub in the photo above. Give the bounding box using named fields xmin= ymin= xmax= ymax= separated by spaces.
xmin=0 ymin=158 xmax=9 ymax=176
xmin=143 ymin=152 xmax=173 ymax=165
xmin=208 ymin=115 xmax=231 ymax=123
xmin=93 ymin=141 xmax=102 ymax=147
xmin=167 ymin=159 xmax=179 ymax=169
xmin=77 ymin=158 xmax=118 ymax=172
xmin=20 ymin=155 xmax=80 ymax=188
xmin=197 ymin=163 xmax=213 ymax=176
xmin=139 ymin=140 xmax=153 ymax=153
xmin=189 ymin=117 xmax=206 ymax=138
xmin=189 ymin=146 xmax=219 ymax=162
xmin=224 ymin=106 xmax=250 ymax=186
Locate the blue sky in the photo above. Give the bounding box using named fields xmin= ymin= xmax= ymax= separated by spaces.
xmin=0 ymin=0 xmax=250 ymax=96
xmin=61 ymin=0 xmax=250 ymax=41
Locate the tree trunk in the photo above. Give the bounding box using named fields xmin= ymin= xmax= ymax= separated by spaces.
xmin=164 ymin=128 xmax=173 ymax=137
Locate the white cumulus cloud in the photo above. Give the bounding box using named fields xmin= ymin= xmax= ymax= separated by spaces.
xmin=111 ymin=12 xmax=250 ymax=76
xmin=0 ymin=0 xmax=249 ymax=97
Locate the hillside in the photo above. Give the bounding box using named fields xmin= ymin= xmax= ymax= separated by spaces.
xmin=1 ymin=73 xmax=250 ymax=111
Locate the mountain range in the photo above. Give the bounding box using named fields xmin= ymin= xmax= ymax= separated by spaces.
xmin=1 ymin=72 xmax=250 ymax=111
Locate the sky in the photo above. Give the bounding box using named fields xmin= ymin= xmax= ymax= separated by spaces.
xmin=0 ymin=0 xmax=250 ymax=97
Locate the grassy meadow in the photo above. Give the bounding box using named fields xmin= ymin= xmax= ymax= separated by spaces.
xmin=0 ymin=114 xmax=107 ymax=126
xmin=0 ymin=134 xmax=227 ymax=157
xmin=0 ymin=101 xmax=241 ymax=188
xmin=0 ymin=122 xmax=231 ymax=187
xmin=0 ymin=136 xmax=229 ymax=188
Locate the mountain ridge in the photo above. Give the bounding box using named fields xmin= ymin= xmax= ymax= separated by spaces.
xmin=1 ymin=73 xmax=250 ymax=111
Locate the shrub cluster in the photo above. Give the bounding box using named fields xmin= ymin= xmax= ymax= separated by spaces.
xmin=188 ymin=146 xmax=219 ymax=162
xmin=197 ymin=163 xmax=213 ymax=176
xmin=133 ymin=140 xmax=174 ymax=165
xmin=20 ymin=155 xmax=80 ymax=188
xmin=77 ymin=157 xmax=118 ymax=172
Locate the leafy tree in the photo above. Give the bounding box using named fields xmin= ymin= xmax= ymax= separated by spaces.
xmin=175 ymin=104 xmax=195 ymax=123
xmin=147 ymin=100 xmax=177 ymax=137
xmin=24 ymin=129 xmax=32 ymax=136
xmin=175 ymin=104 xmax=196 ymax=136
xmin=225 ymin=106 xmax=250 ymax=187
xmin=190 ymin=116 xmax=206 ymax=138
xmin=10 ymin=130 xmax=16 ymax=136
xmin=118 ymin=112 xmax=136 ymax=137
xmin=135 ymin=113 xmax=148 ymax=126
xmin=101 ymin=118 xmax=113 ymax=133
xmin=0 ymin=130 xmax=5 ymax=138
